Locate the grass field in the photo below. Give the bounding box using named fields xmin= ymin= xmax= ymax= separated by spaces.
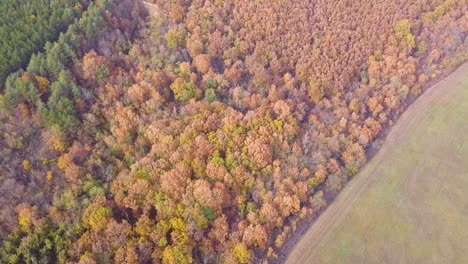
xmin=286 ymin=63 xmax=468 ymax=264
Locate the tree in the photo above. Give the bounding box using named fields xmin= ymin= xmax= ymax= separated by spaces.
xmin=165 ymin=26 xmax=186 ymax=49
xmin=22 ymin=160 xmax=32 ymax=171
xmin=41 ymin=97 xmax=79 ymax=134
xmin=17 ymin=204 xmax=38 ymax=230
xmin=170 ymin=77 xmax=196 ymax=101
xmin=82 ymin=50 xmax=110 ymax=84
xmin=95 ymin=64 xmax=110 ymax=84
xmin=82 ymin=197 xmax=112 ymax=232
xmin=48 ymin=71 xmax=80 ymax=106
xmin=2 ymin=72 xmax=40 ymax=111
xmin=193 ymin=54 xmax=211 ymax=74
xmin=243 ymin=224 xmax=268 ymax=248
xmin=394 ymin=20 xmax=415 ymax=48
xmin=308 ymin=79 xmax=323 ymax=104
xmin=162 ymin=245 xmax=193 ymax=264
xmin=204 ymin=88 xmax=217 ymax=103
xmin=233 ymin=243 xmax=251 ymax=264
xmin=247 ymin=139 xmax=273 ymax=169
xmin=35 ymin=76 xmax=50 ymax=93
xmin=342 ymin=143 xmax=366 ymax=176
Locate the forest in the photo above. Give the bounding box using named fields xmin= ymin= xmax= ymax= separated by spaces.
xmin=0 ymin=0 xmax=466 ymax=263
xmin=0 ymin=0 xmax=91 ymax=85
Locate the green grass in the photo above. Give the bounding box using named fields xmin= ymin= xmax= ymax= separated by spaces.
xmin=312 ymin=70 xmax=468 ymax=263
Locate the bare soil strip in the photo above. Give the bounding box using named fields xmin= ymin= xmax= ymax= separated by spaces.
xmin=142 ymin=1 xmax=160 ymax=17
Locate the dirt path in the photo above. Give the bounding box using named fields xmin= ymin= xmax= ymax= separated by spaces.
xmin=285 ymin=62 xmax=468 ymax=264
xmin=142 ymin=1 xmax=160 ymax=17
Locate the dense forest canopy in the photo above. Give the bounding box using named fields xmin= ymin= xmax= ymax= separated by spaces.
xmin=0 ymin=0 xmax=92 ymax=86
xmin=0 ymin=0 xmax=466 ymax=263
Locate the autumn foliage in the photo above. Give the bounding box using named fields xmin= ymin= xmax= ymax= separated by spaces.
xmin=0 ymin=0 xmax=466 ymax=263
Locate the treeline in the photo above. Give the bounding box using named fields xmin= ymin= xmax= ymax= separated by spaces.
xmin=0 ymin=0 xmax=92 ymax=85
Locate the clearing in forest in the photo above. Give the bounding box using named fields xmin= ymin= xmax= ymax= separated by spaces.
xmin=287 ymin=62 xmax=468 ymax=264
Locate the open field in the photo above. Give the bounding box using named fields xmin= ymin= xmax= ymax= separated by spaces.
xmin=286 ymin=62 xmax=468 ymax=264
